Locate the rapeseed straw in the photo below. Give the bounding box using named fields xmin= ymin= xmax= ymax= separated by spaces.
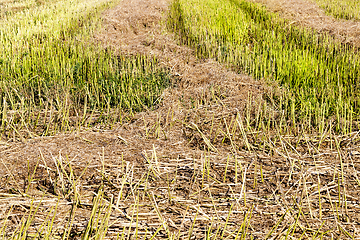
xmin=2 ymin=0 xmax=360 ymax=238
xmin=168 ymin=0 xmax=360 ymax=134
xmin=311 ymin=0 xmax=360 ymax=20
xmin=0 ymin=0 xmax=171 ymax=138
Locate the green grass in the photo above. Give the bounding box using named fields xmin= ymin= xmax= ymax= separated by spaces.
xmin=311 ymin=0 xmax=360 ymax=20
xmin=167 ymin=0 xmax=360 ymax=134
xmin=0 ymin=0 xmax=58 ymax=19
xmin=0 ymin=0 xmax=171 ymax=138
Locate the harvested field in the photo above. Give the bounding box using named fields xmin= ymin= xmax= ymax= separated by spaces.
xmin=250 ymin=0 xmax=360 ymax=47
xmin=1 ymin=0 xmax=360 ymax=239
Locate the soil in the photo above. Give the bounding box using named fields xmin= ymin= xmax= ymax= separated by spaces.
xmin=1 ymin=0 xmax=360 ymax=238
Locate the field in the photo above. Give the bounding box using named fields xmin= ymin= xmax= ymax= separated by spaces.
xmin=0 ymin=0 xmax=360 ymax=239
xmin=311 ymin=0 xmax=360 ymax=20
xmin=0 ymin=0 xmax=171 ymax=137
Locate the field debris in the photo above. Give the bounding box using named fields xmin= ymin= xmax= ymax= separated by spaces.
xmin=1 ymin=0 xmax=360 ymax=239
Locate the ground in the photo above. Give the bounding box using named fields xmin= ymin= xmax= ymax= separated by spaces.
xmin=1 ymin=0 xmax=360 ymax=238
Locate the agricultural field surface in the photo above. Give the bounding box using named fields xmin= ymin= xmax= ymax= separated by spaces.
xmin=0 ymin=0 xmax=360 ymax=239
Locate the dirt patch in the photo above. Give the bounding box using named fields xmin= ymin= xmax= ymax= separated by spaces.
xmin=250 ymin=0 xmax=360 ymax=47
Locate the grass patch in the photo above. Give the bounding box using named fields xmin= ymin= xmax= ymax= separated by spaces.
xmin=0 ymin=0 xmax=171 ymax=138
xmin=167 ymin=0 xmax=360 ymax=134
xmin=0 ymin=0 xmax=58 ymax=19
xmin=311 ymin=0 xmax=360 ymax=20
